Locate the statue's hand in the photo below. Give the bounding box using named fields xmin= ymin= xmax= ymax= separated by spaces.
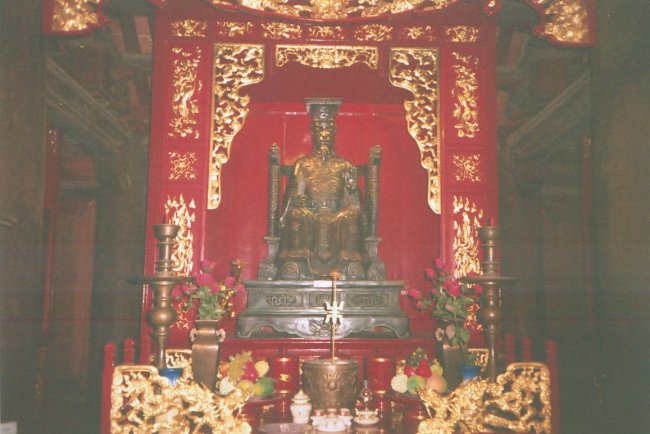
xmin=345 ymin=167 xmax=358 ymax=190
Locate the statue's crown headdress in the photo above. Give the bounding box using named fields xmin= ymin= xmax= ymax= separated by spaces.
xmin=306 ymin=98 xmax=341 ymax=124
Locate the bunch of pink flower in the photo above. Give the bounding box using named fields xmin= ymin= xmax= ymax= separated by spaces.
xmin=407 ymin=259 xmax=483 ymax=346
xmin=173 ymin=259 xmax=244 ymax=321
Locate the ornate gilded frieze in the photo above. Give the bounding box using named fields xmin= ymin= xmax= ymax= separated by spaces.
xmin=399 ymin=26 xmax=436 ymax=42
xmin=452 ymin=153 xmax=481 ymax=183
xmin=168 ymin=47 xmax=203 ymax=139
xmin=530 ymin=0 xmax=590 ymax=44
xmin=445 ymin=25 xmax=480 ymax=42
xmin=210 ymin=0 xmax=461 ymax=20
xmin=171 ymin=19 xmax=207 ymax=37
xmin=306 ymin=26 xmax=345 ymax=40
xmin=164 ymin=194 xmax=196 ymax=275
xmin=210 ymin=44 xmax=264 ymax=209
xmin=418 ymin=362 xmax=551 ymax=434
xmin=168 ymin=152 xmax=198 ymax=180
xmin=389 ymin=48 xmax=441 ymax=214
xmin=111 ymin=365 xmax=251 ymax=434
xmin=261 ymin=22 xmax=303 ymax=39
xmin=353 ymin=24 xmax=392 ymax=42
xmin=214 ymin=21 xmax=254 ymax=38
xmin=451 ymin=52 xmax=479 ymax=139
xmin=50 ymin=0 xmax=105 ymax=32
xmin=452 ymin=195 xmax=483 ymax=278
xmin=276 ymin=45 xmax=378 ymax=69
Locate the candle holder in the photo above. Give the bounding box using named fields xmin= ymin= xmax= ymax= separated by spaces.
xmin=269 ymin=349 xmax=300 ymax=395
xmin=135 ymin=224 xmax=190 ymax=370
xmin=365 ymin=353 xmax=395 ymax=414
xmin=268 ymin=349 xmax=300 ymax=420
xmin=463 ymin=225 xmax=514 ymax=381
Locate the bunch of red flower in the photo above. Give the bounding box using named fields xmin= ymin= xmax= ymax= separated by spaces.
xmin=172 ymin=259 xmax=244 ymax=321
xmin=407 ymin=259 xmax=483 ymax=346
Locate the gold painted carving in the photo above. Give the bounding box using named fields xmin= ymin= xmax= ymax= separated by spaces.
xmin=389 ymin=48 xmax=441 ymax=214
xmin=531 ymin=0 xmax=590 ymax=44
xmin=173 ymin=300 xmax=192 ymax=330
xmin=445 ymin=25 xmax=480 ymax=42
xmin=51 ymin=0 xmax=103 ymax=32
xmin=168 ymin=152 xmax=198 ymax=180
xmin=164 ymin=194 xmax=196 ymax=275
xmin=261 ymin=22 xmax=303 ymax=39
xmin=451 ymin=52 xmax=479 ymax=139
xmin=464 ymin=302 xmax=484 ymax=332
xmin=307 ymin=26 xmax=345 ymax=40
xmin=418 ymin=362 xmax=551 ymax=434
xmin=399 ymin=26 xmax=436 ymax=42
xmin=168 ymin=47 xmax=203 ymax=139
xmin=468 ymin=347 xmax=487 ymax=369
xmin=354 ymin=24 xmax=392 ymax=42
xmin=165 ymin=349 xmax=192 ymax=369
xmin=276 ymin=45 xmax=378 ymax=69
xmin=210 ymin=44 xmax=264 ymax=209
xmin=110 ymin=364 xmax=252 ymax=434
xmin=452 ymin=195 xmax=483 ymax=278
xmin=215 ymin=21 xmax=254 ymax=38
xmin=211 ymin=0 xmax=458 ymax=20
xmin=452 ymin=154 xmax=481 ymax=183
xmin=171 ymin=19 xmax=207 ymax=37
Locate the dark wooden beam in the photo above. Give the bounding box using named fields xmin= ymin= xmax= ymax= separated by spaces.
xmin=46 ymin=58 xmax=134 ymax=189
xmin=496 ymin=0 xmax=540 ymax=31
xmin=506 ymin=71 xmax=591 ymax=162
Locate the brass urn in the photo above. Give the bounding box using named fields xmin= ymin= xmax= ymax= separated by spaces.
xmin=302 ymin=358 xmax=359 ymax=409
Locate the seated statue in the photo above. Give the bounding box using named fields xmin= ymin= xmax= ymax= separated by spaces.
xmin=259 ymin=98 xmax=385 ymax=281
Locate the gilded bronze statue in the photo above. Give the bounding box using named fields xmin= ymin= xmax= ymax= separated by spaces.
xmin=258 ymin=98 xmax=385 ymax=281
xmin=240 ymin=99 xmax=408 ymax=338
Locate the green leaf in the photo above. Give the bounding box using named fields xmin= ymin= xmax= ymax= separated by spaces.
xmin=457 ymin=327 xmax=470 ymax=344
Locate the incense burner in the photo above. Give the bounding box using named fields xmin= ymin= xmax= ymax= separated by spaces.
xmin=302 ymin=358 xmax=358 ymax=409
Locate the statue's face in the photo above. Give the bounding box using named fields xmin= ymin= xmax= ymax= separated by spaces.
xmin=311 ymin=121 xmax=335 ymax=155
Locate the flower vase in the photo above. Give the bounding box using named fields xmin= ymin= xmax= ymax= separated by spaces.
xmin=191 ymin=319 xmax=223 ymax=390
xmin=436 ymin=320 xmax=467 ymax=390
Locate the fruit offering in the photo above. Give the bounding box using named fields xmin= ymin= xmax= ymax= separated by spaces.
xmin=217 ymin=351 xmax=276 ymax=398
xmin=391 ymin=348 xmax=446 ymax=395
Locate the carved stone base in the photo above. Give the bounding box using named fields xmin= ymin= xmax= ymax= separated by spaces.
xmin=237 ymin=280 xmax=409 ymax=339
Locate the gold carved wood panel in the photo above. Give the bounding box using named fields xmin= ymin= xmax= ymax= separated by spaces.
xmin=168 ymin=46 xmax=204 ymax=140
xmin=389 ymin=47 xmax=441 ymax=214
xmin=209 ymin=44 xmax=264 ymax=209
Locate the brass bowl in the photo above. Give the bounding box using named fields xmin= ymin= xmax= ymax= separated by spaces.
xmin=302 ymin=358 xmax=359 ymax=409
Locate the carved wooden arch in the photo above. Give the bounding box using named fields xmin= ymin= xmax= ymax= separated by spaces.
xmin=208 ymin=44 xmax=443 ymax=214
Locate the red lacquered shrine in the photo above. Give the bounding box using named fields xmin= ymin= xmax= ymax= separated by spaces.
xmin=143 ymin=0 xmax=499 ymax=346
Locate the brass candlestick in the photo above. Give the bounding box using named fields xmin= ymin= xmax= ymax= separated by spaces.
xmin=137 ymin=224 xmax=190 ymax=370
xmin=463 ymin=225 xmax=514 ymax=381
